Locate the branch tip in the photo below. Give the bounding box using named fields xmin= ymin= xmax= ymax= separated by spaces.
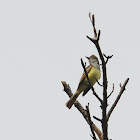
xmin=96 ymin=79 xmax=103 ymax=87
xmin=107 ymin=78 xmax=129 ymax=121
xmin=86 ymin=104 xmax=97 ymax=140
xmin=103 ymin=54 xmax=113 ymax=65
xmin=107 ymin=83 xmax=115 ymax=98
xmin=97 ymin=30 xmax=101 ymax=41
xmin=93 ymin=115 xmax=102 ymax=122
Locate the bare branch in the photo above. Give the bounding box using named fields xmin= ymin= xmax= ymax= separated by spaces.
xmin=81 ymin=58 xmax=103 ymax=104
xmin=95 ymin=78 xmax=103 ymax=87
xmin=61 ymin=81 xmax=103 ymax=140
xmin=89 ymin=13 xmax=97 ymax=39
xmin=97 ymin=30 xmax=101 ymax=41
xmin=85 ymin=62 xmax=87 ymax=67
xmin=93 ymin=116 xmax=102 ymax=123
xmin=107 ymin=83 xmax=115 ymax=98
xmin=87 ymin=36 xmax=94 ymax=42
xmin=107 ymin=78 xmax=129 ymax=121
xmin=103 ymin=54 xmax=113 ymax=65
xmin=86 ymin=104 xmax=98 ymax=140
xmin=87 ymin=13 xmax=108 ymax=140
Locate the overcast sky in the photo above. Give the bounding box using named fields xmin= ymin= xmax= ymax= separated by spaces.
xmin=0 ymin=0 xmax=140 ymax=140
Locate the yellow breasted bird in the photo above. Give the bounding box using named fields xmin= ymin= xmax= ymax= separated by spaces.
xmin=66 ymin=55 xmax=101 ymax=109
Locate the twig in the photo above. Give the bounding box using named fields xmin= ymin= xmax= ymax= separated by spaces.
xmin=85 ymin=62 xmax=87 ymax=67
xmin=93 ymin=116 xmax=102 ymax=123
xmin=81 ymin=58 xmax=103 ymax=104
xmin=106 ymin=78 xmax=129 ymax=121
xmin=103 ymin=54 xmax=113 ymax=65
xmin=89 ymin=13 xmax=97 ymax=39
xmin=61 ymin=81 xmax=103 ymax=140
xmin=107 ymin=83 xmax=115 ymax=98
xmin=95 ymin=78 xmax=103 ymax=87
xmin=97 ymin=30 xmax=101 ymax=41
xmin=86 ymin=104 xmax=98 ymax=140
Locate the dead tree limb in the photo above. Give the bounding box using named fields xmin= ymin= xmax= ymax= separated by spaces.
xmin=87 ymin=13 xmax=108 ymax=140
xmin=107 ymin=84 xmax=115 ymax=98
xmin=107 ymin=78 xmax=129 ymax=121
xmin=61 ymin=81 xmax=103 ymax=140
xmin=86 ymin=104 xmax=98 ymax=140
xmin=103 ymin=54 xmax=113 ymax=65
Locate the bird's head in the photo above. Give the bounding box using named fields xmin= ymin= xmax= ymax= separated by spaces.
xmin=86 ymin=55 xmax=99 ymax=65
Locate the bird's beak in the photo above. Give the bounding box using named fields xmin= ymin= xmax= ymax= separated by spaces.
xmin=86 ymin=56 xmax=89 ymax=60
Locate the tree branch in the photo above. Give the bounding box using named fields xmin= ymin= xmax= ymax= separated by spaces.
xmin=95 ymin=78 xmax=103 ymax=87
xmin=89 ymin=13 xmax=97 ymax=39
xmin=93 ymin=116 xmax=102 ymax=123
xmin=87 ymin=13 xmax=108 ymax=140
xmin=86 ymin=104 xmax=98 ymax=140
xmin=107 ymin=83 xmax=115 ymax=98
xmin=61 ymin=81 xmax=103 ymax=140
xmin=106 ymin=78 xmax=129 ymax=121
xmin=103 ymin=54 xmax=113 ymax=65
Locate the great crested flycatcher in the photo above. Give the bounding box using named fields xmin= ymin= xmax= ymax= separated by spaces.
xmin=66 ymin=55 xmax=101 ymax=109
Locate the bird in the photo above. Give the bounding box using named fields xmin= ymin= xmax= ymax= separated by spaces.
xmin=66 ymin=55 xmax=101 ymax=109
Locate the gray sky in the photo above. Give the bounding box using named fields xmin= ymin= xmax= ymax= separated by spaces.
xmin=0 ymin=0 xmax=139 ymax=140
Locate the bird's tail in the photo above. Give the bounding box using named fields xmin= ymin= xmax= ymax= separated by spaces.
xmin=66 ymin=91 xmax=80 ymax=109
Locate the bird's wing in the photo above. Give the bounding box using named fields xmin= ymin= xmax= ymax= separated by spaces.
xmin=78 ymin=64 xmax=92 ymax=85
xmin=82 ymin=87 xmax=90 ymax=96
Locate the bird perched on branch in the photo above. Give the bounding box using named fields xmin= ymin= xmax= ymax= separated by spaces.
xmin=66 ymin=55 xmax=101 ymax=109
